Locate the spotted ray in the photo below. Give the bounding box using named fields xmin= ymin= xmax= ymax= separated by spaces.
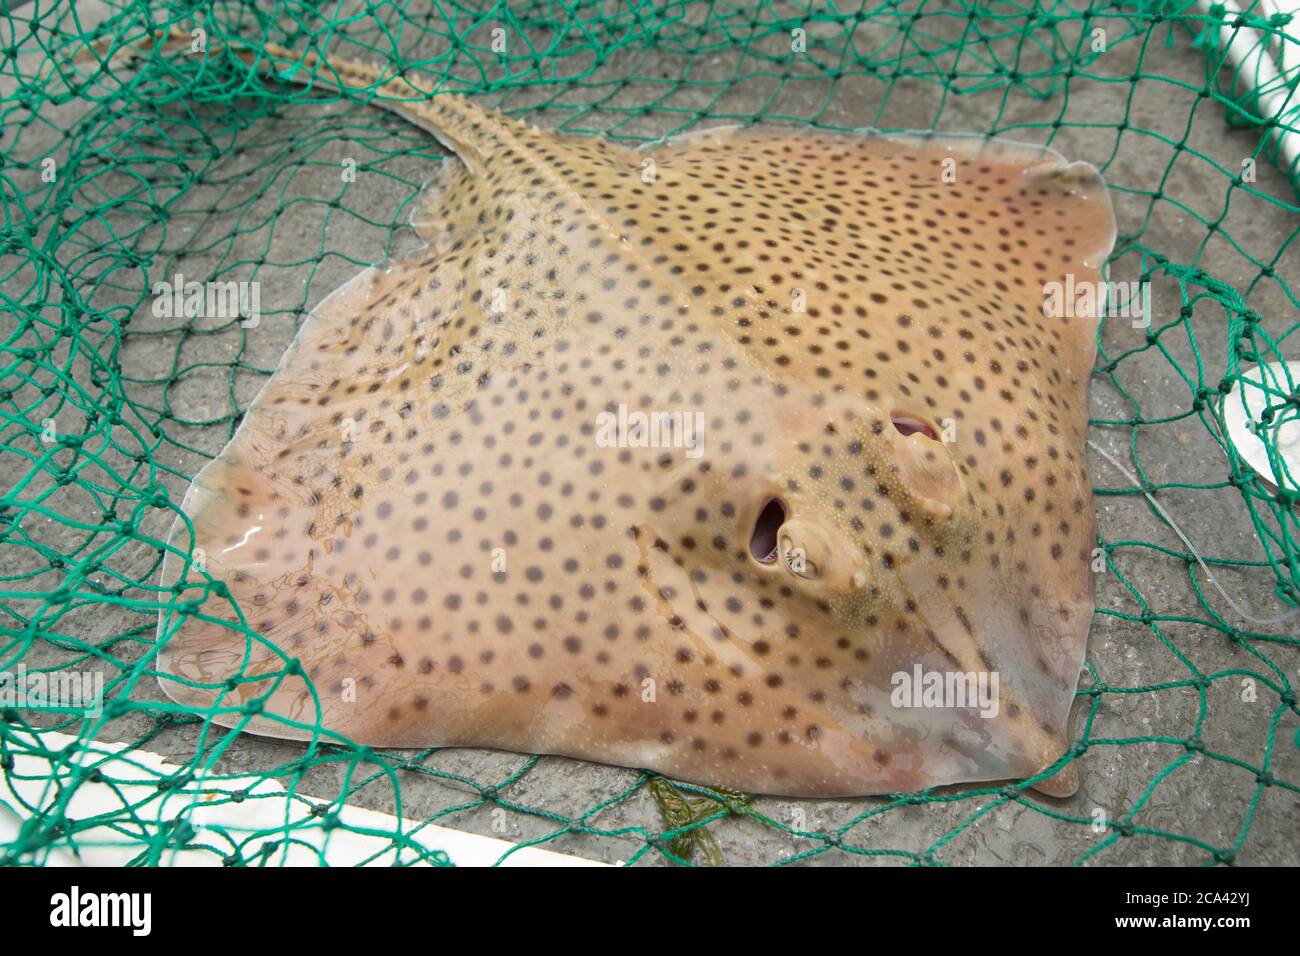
xmin=156 ymin=42 xmax=1116 ymax=797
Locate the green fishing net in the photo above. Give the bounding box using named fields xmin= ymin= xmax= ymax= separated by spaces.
xmin=1 ymin=0 xmax=1298 ymax=866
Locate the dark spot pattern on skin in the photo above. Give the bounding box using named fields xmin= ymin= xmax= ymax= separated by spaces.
xmin=157 ymin=66 xmax=1111 ymax=798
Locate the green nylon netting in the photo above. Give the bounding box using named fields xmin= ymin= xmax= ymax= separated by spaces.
xmin=1 ymin=0 xmax=1298 ymax=866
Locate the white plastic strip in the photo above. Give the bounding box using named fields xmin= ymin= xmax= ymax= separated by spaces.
xmin=1198 ymin=0 xmax=1300 ymax=178
xmin=1259 ymin=0 xmax=1300 ymax=81
xmin=0 ymin=729 xmax=606 ymax=867
xmin=1220 ymin=359 xmax=1300 ymax=492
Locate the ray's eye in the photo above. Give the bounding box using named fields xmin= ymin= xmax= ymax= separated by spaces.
xmin=750 ymin=498 xmax=786 ymax=563
xmin=891 ymin=414 xmax=939 ymax=441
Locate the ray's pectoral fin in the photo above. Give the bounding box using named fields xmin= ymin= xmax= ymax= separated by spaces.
xmin=156 ymin=242 xmax=481 ymax=742
xmin=1031 ymin=762 xmax=1080 ymax=798
xmin=1018 ymin=155 xmax=1118 ymax=362
xmin=156 ymin=444 xmax=335 ymax=743
xmin=1022 ymin=158 xmax=1116 ymax=267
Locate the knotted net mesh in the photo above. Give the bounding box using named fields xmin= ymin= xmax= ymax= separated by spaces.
xmin=1 ymin=0 xmax=1297 ymax=865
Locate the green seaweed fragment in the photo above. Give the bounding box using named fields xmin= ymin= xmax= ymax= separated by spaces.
xmin=649 ymin=778 xmax=753 ymax=866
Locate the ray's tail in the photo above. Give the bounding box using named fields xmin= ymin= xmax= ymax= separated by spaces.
xmin=73 ymin=25 xmax=521 ymax=174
